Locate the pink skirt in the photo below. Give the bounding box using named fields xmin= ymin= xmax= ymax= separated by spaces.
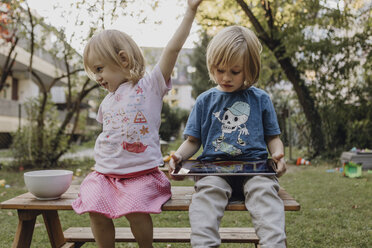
xmin=72 ymin=169 xmax=171 ymax=219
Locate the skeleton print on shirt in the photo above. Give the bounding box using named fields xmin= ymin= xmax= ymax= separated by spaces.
xmin=213 ymin=101 xmax=250 ymax=156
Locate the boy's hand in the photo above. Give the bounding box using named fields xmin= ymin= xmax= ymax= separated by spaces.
xmin=271 ymin=153 xmax=286 ymax=177
xmin=188 ymin=0 xmax=203 ymax=11
xmin=168 ymin=154 xmax=185 ymax=180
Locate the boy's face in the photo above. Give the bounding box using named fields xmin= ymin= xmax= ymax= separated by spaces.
xmin=213 ymin=59 xmax=245 ymax=93
xmin=87 ymin=52 xmax=129 ymax=92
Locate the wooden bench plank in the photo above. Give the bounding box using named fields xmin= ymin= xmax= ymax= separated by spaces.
xmin=0 ymin=185 xmax=300 ymax=211
xmin=60 ymin=242 xmax=76 ymax=248
xmin=64 ymin=227 xmax=259 ymax=243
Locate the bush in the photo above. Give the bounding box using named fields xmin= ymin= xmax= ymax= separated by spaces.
xmin=10 ymin=97 xmax=69 ymax=169
xmin=160 ymin=102 xmax=189 ymax=141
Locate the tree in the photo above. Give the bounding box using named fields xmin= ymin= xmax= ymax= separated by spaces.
xmin=5 ymin=0 xmax=171 ymax=168
xmin=0 ymin=0 xmax=20 ymax=92
xmin=188 ymin=30 xmax=214 ymax=98
xmin=343 ymin=55 xmax=372 ymax=150
xmin=5 ymin=1 xmax=100 ymax=168
xmin=194 ymin=0 xmax=371 ymax=157
xmin=160 ymin=102 xmax=189 ymax=141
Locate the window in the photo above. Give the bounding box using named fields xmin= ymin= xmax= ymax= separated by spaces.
xmin=12 ymin=78 xmax=18 ymax=100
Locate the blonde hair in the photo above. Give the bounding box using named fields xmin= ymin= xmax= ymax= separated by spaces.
xmin=83 ymin=29 xmax=145 ymax=84
xmin=206 ymin=26 xmax=262 ymax=87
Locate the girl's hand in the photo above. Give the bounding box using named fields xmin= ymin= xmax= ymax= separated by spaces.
xmin=188 ymin=0 xmax=203 ymax=11
xmin=168 ymin=153 xmax=185 ymax=180
xmin=271 ymin=153 xmax=286 ymax=177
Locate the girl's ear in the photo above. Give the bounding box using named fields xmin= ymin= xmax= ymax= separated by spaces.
xmin=118 ymin=50 xmax=129 ymax=68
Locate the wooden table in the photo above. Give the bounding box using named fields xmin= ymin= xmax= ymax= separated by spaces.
xmin=1 ymin=185 xmax=300 ymax=248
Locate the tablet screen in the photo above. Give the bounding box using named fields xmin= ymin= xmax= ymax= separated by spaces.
xmin=172 ymin=159 xmax=277 ymax=176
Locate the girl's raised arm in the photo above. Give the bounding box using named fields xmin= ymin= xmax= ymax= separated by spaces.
xmin=158 ymin=0 xmax=203 ymax=82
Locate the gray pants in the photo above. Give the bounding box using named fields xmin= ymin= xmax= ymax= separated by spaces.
xmin=189 ymin=175 xmax=286 ymax=248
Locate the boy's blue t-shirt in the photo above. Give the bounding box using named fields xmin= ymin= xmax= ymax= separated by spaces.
xmin=184 ymin=87 xmax=280 ymax=161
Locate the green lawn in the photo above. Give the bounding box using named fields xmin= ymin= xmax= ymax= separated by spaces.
xmin=0 ymin=162 xmax=371 ymax=247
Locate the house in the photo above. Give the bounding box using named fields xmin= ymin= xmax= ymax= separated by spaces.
xmin=0 ymin=4 xmax=197 ymax=149
xmin=0 ymin=45 xmax=197 ymax=149
xmin=0 ymin=4 xmax=78 ymax=148
xmin=142 ymin=47 xmax=195 ymax=111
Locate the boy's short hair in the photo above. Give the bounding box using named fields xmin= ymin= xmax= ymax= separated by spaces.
xmin=83 ymin=29 xmax=145 ymax=84
xmin=206 ymin=26 xmax=262 ymax=87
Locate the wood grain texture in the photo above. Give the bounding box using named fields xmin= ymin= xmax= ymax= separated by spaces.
xmin=1 ymin=185 xmax=300 ymax=211
xmin=64 ymin=227 xmax=259 ymax=243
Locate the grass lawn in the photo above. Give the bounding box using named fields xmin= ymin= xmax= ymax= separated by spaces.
xmin=0 ymin=161 xmax=371 ymax=248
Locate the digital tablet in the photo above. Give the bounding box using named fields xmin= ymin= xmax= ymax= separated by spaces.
xmin=171 ymin=159 xmax=277 ymax=176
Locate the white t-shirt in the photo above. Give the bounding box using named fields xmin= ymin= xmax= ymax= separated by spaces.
xmin=94 ymin=64 xmax=171 ymax=174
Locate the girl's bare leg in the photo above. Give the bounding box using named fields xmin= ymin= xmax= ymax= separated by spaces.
xmin=89 ymin=212 xmax=115 ymax=248
xmin=125 ymin=213 xmax=153 ymax=248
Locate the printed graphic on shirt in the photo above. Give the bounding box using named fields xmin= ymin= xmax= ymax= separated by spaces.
xmin=98 ymin=86 xmax=149 ymax=154
xmin=98 ymin=130 xmax=121 ymax=154
xmin=120 ymin=122 xmax=148 ymax=153
xmin=121 ymin=85 xmax=148 ymax=153
xmin=121 ymin=140 xmax=148 ymax=153
xmin=134 ymin=111 xmax=147 ymax=123
xmin=114 ymin=94 xmax=122 ymax=102
xmin=136 ymin=85 xmax=144 ymax=94
xmin=213 ymin=101 xmax=250 ymax=156
xmin=212 ymin=140 xmax=242 ymax=156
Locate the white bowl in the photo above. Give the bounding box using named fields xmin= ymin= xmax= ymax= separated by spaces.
xmin=24 ymin=170 xmax=73 ymax=200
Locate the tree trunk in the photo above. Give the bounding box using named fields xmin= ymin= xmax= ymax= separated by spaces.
xmin=235 ymin=0 xmax=325 ymax=155
xmin=276 ymin=56 xmax=324 ymax=155
xmin=50 ymin=81 xmax=99 ymax=164
xmin=0 ymin=38 xmax=18 ymax=92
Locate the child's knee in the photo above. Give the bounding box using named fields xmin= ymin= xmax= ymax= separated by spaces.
xmin=244 ymin=176 xmax=280 ymax=194
xmin=89 ymin=212 xmax=110 ymax=221
xmin=125 ymin=212 xmax=152 ymax=225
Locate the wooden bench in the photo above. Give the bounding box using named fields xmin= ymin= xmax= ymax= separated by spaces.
xmin=63 ymin=227 xmax=259 ymax=246
xmin=1 ymin=185 xmax=300 ymax=248
xmin=63 ymin=186 xmax=299 ymax=247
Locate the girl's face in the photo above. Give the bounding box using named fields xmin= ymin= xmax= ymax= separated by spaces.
xmin=213 ymin=58 xmax=245 ymax=93
xmin=88 ymin=52 xmax=129 ymax=92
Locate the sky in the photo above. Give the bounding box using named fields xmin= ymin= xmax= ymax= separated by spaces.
xmin=27 ymin=0 xmax=202 ymax=53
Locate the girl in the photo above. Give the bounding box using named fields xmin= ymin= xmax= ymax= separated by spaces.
xmin=169 ymin=26 xmax=287 ymax=248
xmin=72 ymin=1 xmax=203 ymax=247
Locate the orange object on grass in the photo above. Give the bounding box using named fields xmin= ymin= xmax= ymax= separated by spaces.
xmin=296 ymin=157 xmax=311 ymax=165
